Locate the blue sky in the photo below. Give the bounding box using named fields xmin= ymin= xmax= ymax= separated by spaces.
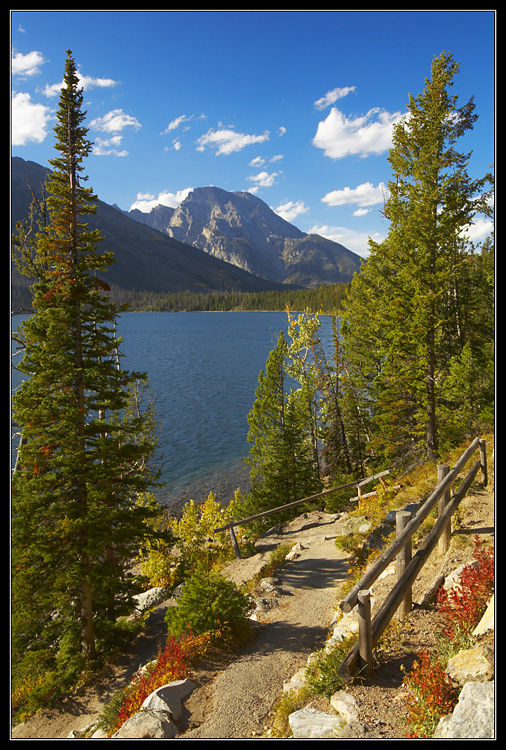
xmin=11 ymin=10 xmax=495 ymax=257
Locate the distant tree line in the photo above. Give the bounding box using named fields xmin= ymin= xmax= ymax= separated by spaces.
xmin=108 ymin=282 xmax=351 ymax=315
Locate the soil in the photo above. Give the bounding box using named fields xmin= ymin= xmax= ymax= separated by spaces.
xmin=11 ymin=462 xmax=494 ymax=740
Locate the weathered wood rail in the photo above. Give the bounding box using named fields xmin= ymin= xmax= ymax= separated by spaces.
xmin=214 ymin=470 xmax=390 ymax=559
xmin=338 ymin=437 xmax=488 ymax=682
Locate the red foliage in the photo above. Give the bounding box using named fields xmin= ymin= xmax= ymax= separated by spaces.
xmin=110 ymin=633 xmax=209 ymax=735
xmin=436 ymin=536 xmax=494 ymax=640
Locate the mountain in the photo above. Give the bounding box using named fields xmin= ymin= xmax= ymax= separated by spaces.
xmin=125 ymin=186 xmax=362 ymax=287
xmin=11 ymin=157 xmax=301 ymax=309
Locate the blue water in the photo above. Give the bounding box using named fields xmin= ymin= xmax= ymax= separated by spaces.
xmin=12 ymin=312 xmax=333 ymax=509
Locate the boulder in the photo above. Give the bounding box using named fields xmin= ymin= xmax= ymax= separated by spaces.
xmin=434 ymin=681 xmax=494 ymax=739
xmin=330 ymin=691 xmax=359 ymax=723
xmin=446 ymin=644 xmax=494 ymax=686
xmin=111 ymin=709 xmax=178 ymax=739
xmin=288 ymin=707 xmax=345 ymax=738
xmin=141 ymin=679 xmax=196 ymax=722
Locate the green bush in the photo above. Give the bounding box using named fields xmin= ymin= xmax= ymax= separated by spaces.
xmin=165 ymin=568 xmax=253 ymax=643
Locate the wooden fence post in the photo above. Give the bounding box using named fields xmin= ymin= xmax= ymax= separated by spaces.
xmin=479 ymin=439 xmax=488 ymax=486
xmin=357 ymin=589 xmax=373 ymax=677
xmin=437 ymin=464 xmax=451 ymax=555
xmin=395 ymin=511 xmax=412 ymax=620
xmin=228 ymin=526 xmax=241 ymax=559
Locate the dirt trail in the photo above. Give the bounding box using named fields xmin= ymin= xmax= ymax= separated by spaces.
xmin=181 ymin=520 xmax=352 ymax=738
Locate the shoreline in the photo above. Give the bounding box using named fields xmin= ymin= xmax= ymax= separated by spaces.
xmin=156 ymin=459 xmax=251 ymax=515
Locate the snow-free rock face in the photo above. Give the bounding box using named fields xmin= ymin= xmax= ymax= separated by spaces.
xmin=128 ymin=186 xmax=362 ymax=287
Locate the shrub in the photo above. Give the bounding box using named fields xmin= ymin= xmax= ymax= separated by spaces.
xmin=436 ymin=536 xmax=494 ymax=642
xmin=403 ymin=536 xmax=494 ymax=738
xmin=403 ymin=649 xmax=458 ymax=738
xmin=165 ymin=568 xmax=253 ymax=644
xmin=304 ymin=633 xmax=356 ymax=698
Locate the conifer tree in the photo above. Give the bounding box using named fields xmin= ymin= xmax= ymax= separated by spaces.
xmin=244 ymin=330 xmax=321 ymax=528
xmin=340 ymin=52 xmax=493 ymax=465
xmin=11 ymin=51 xmax=163 ymax=685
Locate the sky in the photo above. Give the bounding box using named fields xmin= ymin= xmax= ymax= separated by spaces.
xmin=11 ymin=10 xmax=495 ymax=257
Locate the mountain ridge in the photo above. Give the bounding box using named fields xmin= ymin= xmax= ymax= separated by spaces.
xmin=125 ymin=186 xmax=362 ymax=287
xmin=11 ymin=157 xmax=303 ymax=309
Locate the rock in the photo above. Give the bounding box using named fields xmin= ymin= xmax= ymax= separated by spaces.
xmin=285 ymin=542 xmax=306 ymax=561
xmin=339 ymin=720 xmax=368 ymax=738
xmin=132 ymin=586 xmax=169 ymax=614
xmin=141 ymin=679 xmax=196 ymax=722
xmin=258 ymin=577 xmax=279 ymax=594
xmin=434 ymin=681 xmax=495 ymax=739
xmin=288 ymin=707 xmax=345 ymax=738
xmin=330 ymin=691 xmax=359 ymax=723
xmin=283 ymin=668 xmax=307 ymax=692
xmin=443 ymin=561 xmax=479 ymax=592
xmin=473 ymin=594 xmax=494 ymax=636
xmin=446 ymin=645 xmax=494 ymax=686
xmin=111 ymin=709 xmax=178 ymax=739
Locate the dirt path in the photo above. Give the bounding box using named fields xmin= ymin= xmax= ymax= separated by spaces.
xmin=181 ymin=526 xmax=352 ymax=738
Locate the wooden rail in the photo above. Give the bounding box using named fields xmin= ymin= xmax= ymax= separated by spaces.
xmin=337 ymin=437 xmax=488 ymax=682
xmin=214 ymin=470 xmax=390 ymax=559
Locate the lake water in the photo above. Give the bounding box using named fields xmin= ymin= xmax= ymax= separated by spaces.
xmin=12 ymin=312 xmax=334 ymax=510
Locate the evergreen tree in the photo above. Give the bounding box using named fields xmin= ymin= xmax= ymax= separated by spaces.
xmin=11 ymin=51 xmax=164 ymax=685
xmin=340 ymin=52 xmax=493 ymax=465
xmin=243 ymin=330 xmax=321 ymax=528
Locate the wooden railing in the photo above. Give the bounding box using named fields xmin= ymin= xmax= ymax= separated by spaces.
xmin=337 ymin=437 xmax=488 ymax=682
xmin=214 ymin=470 xmax=390 ymax=559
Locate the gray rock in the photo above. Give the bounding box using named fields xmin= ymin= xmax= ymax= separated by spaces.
xmin=288 ymin=707 xmax=345 ymax=738
xmin=111 ymin=709 xmax=178 ymax=739
xmin=141 ymin=678 xmax=196 ymax=722
xmin=434 ymin=681 xmax=495 ymax=739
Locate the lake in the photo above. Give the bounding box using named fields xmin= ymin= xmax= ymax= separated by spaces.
xmin=11 ymin=311 xmax=334 ymax=510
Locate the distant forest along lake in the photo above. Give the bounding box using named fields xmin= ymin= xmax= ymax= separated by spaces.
xmin=12 ymin=311 xmax=334 ymax=511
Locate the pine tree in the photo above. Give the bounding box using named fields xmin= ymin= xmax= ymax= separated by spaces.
xmin=341 ymin=51 xmax=493 ymax=465
xmin=243 ymin=330 xmax=321 ymax=529
xmin=11 ymin=51 xmax=164 ymax=685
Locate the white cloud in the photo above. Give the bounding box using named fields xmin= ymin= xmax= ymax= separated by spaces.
xmin=274 ymin=200 xmax=309 ymax=222
xmin=246 ymin=170 xmax=278 ymax=188
xmin=196 ymin=127 xmax=269 ymax=155
xmin=90 ymin=109 xmax=141 ymax=134
xmin=309 ymin=223 xmax=384 ymax=257
xmin=322 ymin=181 xmax=388 ymax=207
xmin=313 ymin=106 xmax=404 ymax=160
xmin=12 ymin=50 xmax=47 ymax=77
xmin=314 ymin=86 xmax=356 ymax=111
xmin=277 ymin=126 xmax=286 ymax=136
xmin=460 ymin=217 xmax=494 ymax=244
xmin=11 ymin=91 xmax=53 ymax=145
xmin=130 ymin=187 xmax=193 ymax=213
xmin=92 ymin=135 xmax=128 ymax=157
xmin=249 ymin=156 xmax=265 ymax=168
xmin=43 ymin=71 xmax=118 ymax=97
xmin=162 ymin=113 xmax=206 ymax=134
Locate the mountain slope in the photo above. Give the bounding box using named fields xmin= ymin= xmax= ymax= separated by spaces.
xmin=11 ymin=157 xmax=299 ymax=309
xmin=126 ymin=186 xmax=362 ymax=287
